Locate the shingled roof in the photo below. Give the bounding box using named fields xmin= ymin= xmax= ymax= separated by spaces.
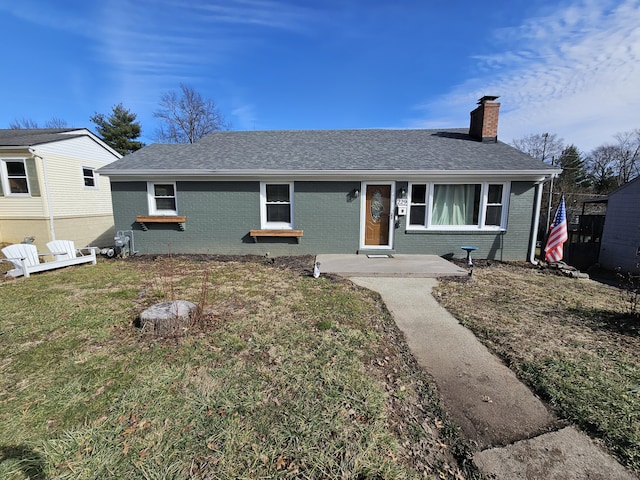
xmin=0 ymin=129 xmax=88 ymax=147
xmin=99 ymin=128 xmax=558 ymax=178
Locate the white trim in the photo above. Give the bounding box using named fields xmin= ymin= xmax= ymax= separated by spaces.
xmin=28 ymin=149 xmax=55 ymax=240
xmin=0 ymin=158 xmax=31 ymax=196
xmin=82 ymin=166 xmax=99 ymax=190
xmin=0 ymin=129 xmax=122 ymax=159
xmin=529 ymin=181 xmax=545 ymax=264
xmin=260 ymin=182 xmax=294 ymax=229
xmin=406 ymin=181 xmax=510 ymax=231
xmin=147 ymin=181 xmax=178 ymax=215
xmin=359 ymin=181 xmax=395 ymax=250
xmin=99 ymin=169 xmax=560 ymax=182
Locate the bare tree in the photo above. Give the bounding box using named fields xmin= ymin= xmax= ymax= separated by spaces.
xmin=9 ymin=118 xmax=40 ymax=129
xmin=9 ymin=117 xmax=69 ymax=129
xmin=153 ymin=84 xmax=230 ymax=143
xmin=513 ymin=133 xmax=566 ymax=237
xmin=512 ymin=133 xmax=564 ymax=164
xmin=613 ymin=129 xmax=640 ymax=185
xmin=585 ymin=145 xmax=618 ymax=194
xmin=583 ymin=129 xmax=640 ymax=192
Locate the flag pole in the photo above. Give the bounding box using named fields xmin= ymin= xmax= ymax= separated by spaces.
xmin=544 ymin=193 xmax=568 ymax=263
xmin=546 ymin=156 xmax=556 ymax=233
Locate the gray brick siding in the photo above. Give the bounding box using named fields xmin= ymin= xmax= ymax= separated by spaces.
xmin=110 ymin=180 xmax=536 ymax=260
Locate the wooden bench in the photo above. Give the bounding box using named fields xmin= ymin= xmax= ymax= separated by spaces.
xmin=249 ymin=229 xmax=304 ymax=243
xmin=136 ymin=216 xmax=187 ymax=231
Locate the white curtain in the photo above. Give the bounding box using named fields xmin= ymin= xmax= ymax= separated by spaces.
xmin=432 ymin=184 xmax=478 ymax=225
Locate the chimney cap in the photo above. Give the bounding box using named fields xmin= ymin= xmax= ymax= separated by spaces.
xmin=477 ymin=95 xmax=500 ymax=104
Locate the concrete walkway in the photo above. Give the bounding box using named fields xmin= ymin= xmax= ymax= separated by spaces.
xmin=349 ymin=276 xmax=637 ymax=480
xmin=316 ymin=254 xmax=468 ymax=278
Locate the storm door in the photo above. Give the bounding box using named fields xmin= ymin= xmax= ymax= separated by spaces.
xmin=363 ymin=184 xmax=392 ymax=247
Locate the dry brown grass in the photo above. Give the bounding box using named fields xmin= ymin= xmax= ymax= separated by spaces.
xmin=1 ymin=255 xmax=478 ymax=479
xmin=434 ymin=262 xmax=640 ymax=472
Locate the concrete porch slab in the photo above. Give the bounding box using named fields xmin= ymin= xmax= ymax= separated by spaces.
xmin=315 ymin=254 xmax=468 ymax=277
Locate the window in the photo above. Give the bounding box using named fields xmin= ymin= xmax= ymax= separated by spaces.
xmin=1 ymin=159 xmax=30 ymax=195
xmin=408 ymin=182 xmax=508 ymax=230
xmin=260 ymin=182 xmax=293 ymax=228
xmin=485 ymin=184 xmax=504 ymax=226
xmin=432 ymin=184 xmax=481 ymax=226
xmin=82 ymin=167 xmax=97 ymax=188
xmin=147 ymin=182 xmax=177 ymax=215
xmin=409 ymin=184 xmax=427 ymax=226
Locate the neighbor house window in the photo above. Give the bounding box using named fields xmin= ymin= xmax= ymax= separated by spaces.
xmin=408 ymin=182 xmax=508 ymax=230
xmin=1 ymin=159 xmax=30 ymax=195
xmin=260 ymin=182 xmax=293 ymax=228
xmin=82 ymin=167 xmax=97 ymax=188
xmin=147 ymin=182 xmax=177 ymax=215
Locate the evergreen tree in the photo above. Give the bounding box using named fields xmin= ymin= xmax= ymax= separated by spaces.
xmin=552 ymin=145 xmax=590 ymax=227
xmin=90 ymin=103 xmax=144 ymax=155
xmin=556 ymin=145 xmax=590 ymax=191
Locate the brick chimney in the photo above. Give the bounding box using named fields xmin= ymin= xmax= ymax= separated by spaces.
xmin=469 ymin=95 xmax=500 ymax=142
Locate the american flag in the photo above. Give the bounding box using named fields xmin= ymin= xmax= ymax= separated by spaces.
xmin=545 ymin=195 xmax=568 ymax=263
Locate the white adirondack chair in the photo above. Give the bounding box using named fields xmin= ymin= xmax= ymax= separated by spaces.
xmin=46 ymin=240 xmax=97 ymax=264
xmin=1 ymin=241 xmax=97 ymax=278
xmin=1 ymin=244 xmax=41 ymax=277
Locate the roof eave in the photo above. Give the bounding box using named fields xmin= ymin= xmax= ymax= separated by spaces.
xmin=99 ymin=168 xmax=561 ymax=182
xmin=0 ymin=129 xmax=123 ymax=159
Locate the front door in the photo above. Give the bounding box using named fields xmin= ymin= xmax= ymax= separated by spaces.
xmin=364 ymin=184 xmax=391 ymax=247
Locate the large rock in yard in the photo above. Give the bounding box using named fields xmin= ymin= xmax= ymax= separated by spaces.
xmin=139 ymin=300 xmax=197 ymax=335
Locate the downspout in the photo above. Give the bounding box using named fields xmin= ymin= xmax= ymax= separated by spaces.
xmin=28 ymin=148 xmax=56 ymax=241
xmin=528 ymin=180 xmax=545 ymax=264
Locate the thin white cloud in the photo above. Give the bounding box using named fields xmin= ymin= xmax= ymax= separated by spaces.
xmin=0 ymin=0 xmax=320 ymax=129
xmin=231 ymin=104 xmax=259 ymax=130
xmin=0 ymin=1 xmax=98 ymax=38
xmin=92 ymin=0 xmax=322 ymax=128
xmin=412 ymin=0 xmax=640 ymax=152
xmin=192 ymin=0 xmax=314 ymax=30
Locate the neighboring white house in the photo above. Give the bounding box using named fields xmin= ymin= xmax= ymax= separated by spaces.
xmin=0 ymin=129 xmax=121 ymax=251
xmin=599 ymin=176 xmax=640 ymax=273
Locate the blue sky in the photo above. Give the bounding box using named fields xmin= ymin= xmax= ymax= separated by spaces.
xmin=1 ymin=0 xmax=639 ymax=152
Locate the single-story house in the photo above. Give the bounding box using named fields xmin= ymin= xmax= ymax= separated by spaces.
xmin=98 ymin=97 xmax=560 ymax=260
xmin=598 ymin=176 xmax=640 ymax=272
xmin=0 ymin=128 xmax=121 ymax=251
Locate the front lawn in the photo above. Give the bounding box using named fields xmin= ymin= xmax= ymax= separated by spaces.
xmin=0 ymin=256 xmax=474 ymax=479
xmin=434 ymin=262 xmax=640 ymax=474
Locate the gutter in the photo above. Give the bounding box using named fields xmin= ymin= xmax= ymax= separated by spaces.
xmin=528 ymin=180 xmax=545 ymax=265
xmin=28 ymin=148 xmax=56 ymax=241
xmin=97 ymin=168 xmax=562 ymax=181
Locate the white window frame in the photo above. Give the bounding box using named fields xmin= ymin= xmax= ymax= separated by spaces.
xmin=260 ymin=182 xmax=294 ymax=229
xmin=407 ymin=181 xmax=509 ymax=231
xmin=147 ymin=182 xmax=178 ymax=215
xmin=483 ymin=183 xmax=506 ymax=227
xmin=82 ymin=166 xmax=98 ymax=189
xmin=1 ymin=158 xmax=31 ymax=196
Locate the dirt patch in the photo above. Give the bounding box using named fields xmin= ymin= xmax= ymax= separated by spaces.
xmin=124 ymin=253 xmax=317 ymax=276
